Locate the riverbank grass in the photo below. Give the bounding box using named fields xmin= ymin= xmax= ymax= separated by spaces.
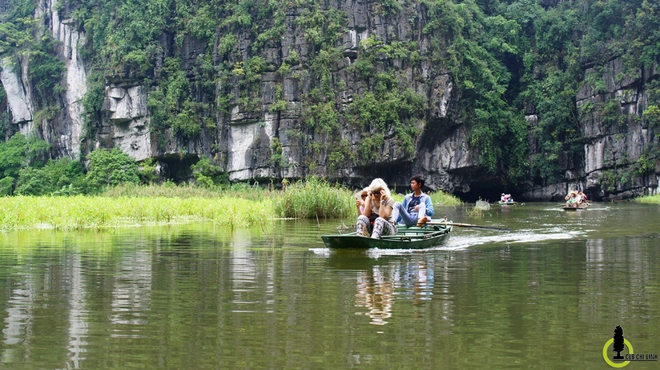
xmin=634 ymin=194 xmax=660 ymax=204
xmin=103 ymin=182 xmax=271 ymax=200
xmin=1 ymin=180 xmax=463 ymax=230
xmin=0 ymin=195 xmax=273 ymax=230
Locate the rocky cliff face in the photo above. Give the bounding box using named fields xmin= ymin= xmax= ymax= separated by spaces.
xmin=1 ymin=0 xmax=659 ymax=200
xmin=522 ymin=59 xmax=660 ymax=201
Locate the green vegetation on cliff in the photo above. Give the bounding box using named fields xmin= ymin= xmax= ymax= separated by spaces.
xmin=0 ymin=0 xmax=659 ymax=193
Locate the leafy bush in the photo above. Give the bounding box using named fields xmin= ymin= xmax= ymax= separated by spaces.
xmin=15 ymin=158 xmax=86 ymax=195
xmin=85 ymin=148 xmax=140 ymax=191
xmin=191 ymin=156 xmax=229 ymax=187
xmin=0 ymin=133 xmax=28 ymax=179
xmin=0 ymin=133 xmax=50 ymax=194
xmin=137 ymin=158 xmax=158 ymax=184
xmin=0 ymin=177 xmax=14 ymax=196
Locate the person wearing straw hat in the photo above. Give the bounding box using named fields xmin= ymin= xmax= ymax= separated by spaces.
xmin=355 ymin=178 xmax=397 ymax=238
xmin=565 ymin=190 xmax=578 ymax=208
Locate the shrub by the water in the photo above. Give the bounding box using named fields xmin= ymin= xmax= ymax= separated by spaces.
xmin=85 ymin=148 xmax=140 ymax=191
xmin=15 ymin=158 xmax=86 ymax=195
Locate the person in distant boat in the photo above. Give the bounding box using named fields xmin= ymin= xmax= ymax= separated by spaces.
xmin=565 ymin=192 xmax=578 ymax=208
xmin=355 ymin=188 xmax=369 ymax=216
xmin=355 ymin=178 xmax=397 ymax=239
xmin=577 ymin=190 xmax=588 ymax=207
xmin=393 ymin=175 xmax=434 ymax=227
xmin=501 ymin=193 xmax=506 ymax=202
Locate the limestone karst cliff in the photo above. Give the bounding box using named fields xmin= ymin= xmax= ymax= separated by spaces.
xmin=0 ymin=0 xmax=658 ymax=201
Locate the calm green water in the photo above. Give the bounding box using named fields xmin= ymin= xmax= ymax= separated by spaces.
xmin=0 ymin=202 xmax=658 ymax=369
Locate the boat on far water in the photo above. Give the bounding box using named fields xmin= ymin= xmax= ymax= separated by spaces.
xmin=498 ymin=193 xmax=515 ymax=205
xmin=321 ymin=224 xmax=452 ymax=250
xmin=563 ymin=203 xmax=588 ymax=211
xmin=498 ymin=201 xmax=516 ymax=206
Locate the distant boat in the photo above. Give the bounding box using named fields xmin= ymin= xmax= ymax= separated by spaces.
xmin=498 ymin=201 xmax=516 ymax=206
xmin=563 ymin=204 xmax=588 ymax=211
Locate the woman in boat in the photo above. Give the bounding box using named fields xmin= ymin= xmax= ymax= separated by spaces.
xmin=355 ymin=188 xmax=369 ymax=216
xmin=355 ymin=178 xmax=397 ymax=239
xmin=565 ymin=191 xmax=578 ymax=208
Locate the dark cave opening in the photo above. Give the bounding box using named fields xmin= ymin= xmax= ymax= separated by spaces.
xmin=456 ymin=181 xmax=514 ymax=203
xmin=155 ymin=154 xmax=200 ymax=183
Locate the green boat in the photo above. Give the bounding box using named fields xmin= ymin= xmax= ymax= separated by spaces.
xmin=321 ymin=224 xmax=452 ymax=249
xmin=498 ymin=201 xmax=516 ymax=206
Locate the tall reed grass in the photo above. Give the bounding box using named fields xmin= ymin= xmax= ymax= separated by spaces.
xmin=634 ymin=194 xmax=660 ymax=204
xmin=273 ymin=178 xmax=354 ymax=219
xmin=104 ymin=182 xmax=271 ymax=201
xmin=0 ymin=181 xmax=464 ymax=231
xmin=428 ymin=191 xmax=462 ymax=206
xmin=0 ymin=195 xmax=273 ymax=230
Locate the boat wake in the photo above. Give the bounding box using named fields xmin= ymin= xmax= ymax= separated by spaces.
xmin=439 ymin=229 xmax=583 ymax=250
xmin=310 ymin=228 xmax=584 ymax=257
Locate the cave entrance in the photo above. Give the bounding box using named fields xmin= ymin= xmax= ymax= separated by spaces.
xmin=155 ymin=154 xmax=200 ymax=183
xmin=458 ymin=181 xmax=512 ymax=203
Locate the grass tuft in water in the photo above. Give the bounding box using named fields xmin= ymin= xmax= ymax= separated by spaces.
xmin=466 ymin=203 xmax=484 ymax=217
xmin=273 ymin=177 xmax=354 ymax=219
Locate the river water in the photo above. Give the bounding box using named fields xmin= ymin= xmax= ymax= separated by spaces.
xmin=0 ymin=202 xmax=658 ymax=369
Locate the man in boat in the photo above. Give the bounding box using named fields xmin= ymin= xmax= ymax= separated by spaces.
xmin=355 ymin=178 xmax=397 ymax=238
xmin=393 ymin=175 xmax=434 ymax=227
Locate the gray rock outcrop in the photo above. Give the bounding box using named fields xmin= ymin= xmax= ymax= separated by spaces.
xmin=1 ymin=0 xmax=658 ymax=201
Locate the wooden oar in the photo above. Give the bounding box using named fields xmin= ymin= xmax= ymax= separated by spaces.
xmin=427 ymin=221 xmax=511 ymax=232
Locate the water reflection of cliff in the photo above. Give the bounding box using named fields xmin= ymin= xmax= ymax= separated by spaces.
xmin=0 ymin=224 xmax=261 ymax=368
xmin=582 ymin=237 xmax=656 ymax=322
